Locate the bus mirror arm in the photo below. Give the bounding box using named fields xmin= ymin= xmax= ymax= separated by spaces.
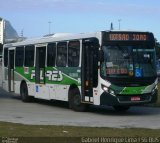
xmin=98 ymin=50 xmax=104 ymax=62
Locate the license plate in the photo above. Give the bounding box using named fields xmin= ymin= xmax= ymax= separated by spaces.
xmin=131 ymin=97 xmax=141 ymax=101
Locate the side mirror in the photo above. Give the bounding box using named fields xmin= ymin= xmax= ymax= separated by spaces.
xmin=98 ymin=50 xmax=104 ymax=62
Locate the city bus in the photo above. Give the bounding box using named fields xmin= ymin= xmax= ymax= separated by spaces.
xmin=2 ymin=31 xmax=158 ymax=111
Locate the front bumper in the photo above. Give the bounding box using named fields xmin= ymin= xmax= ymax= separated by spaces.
xmin=100 ymin=89 xmax=158 ymax=106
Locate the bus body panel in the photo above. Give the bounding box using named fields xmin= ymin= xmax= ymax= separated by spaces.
xmin=2 ymin=31 xmax=158 ymax=109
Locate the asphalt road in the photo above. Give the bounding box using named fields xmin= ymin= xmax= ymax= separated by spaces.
xmin=0 ymin=87 xmax=160 ymax=129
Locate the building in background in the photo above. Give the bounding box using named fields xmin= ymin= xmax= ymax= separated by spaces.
xmin=0 ymin=17 xmax=4 ymax=58
xmin=0 ymin=17 xmax=20 ymax=86
xmin=0 ymin=17 xmax=20 ymax=58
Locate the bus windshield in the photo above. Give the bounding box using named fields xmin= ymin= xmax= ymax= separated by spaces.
xmin=101 ymin=45 xmax=157 ymax=79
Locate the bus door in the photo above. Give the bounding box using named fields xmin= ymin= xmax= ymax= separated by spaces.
xmin=35 ymin=45 xmax=49 ymax=99
xmin=8 ymin=48 xmax=15 ymax=92
xmin=82 ymin=38 xmax=99 ymax=103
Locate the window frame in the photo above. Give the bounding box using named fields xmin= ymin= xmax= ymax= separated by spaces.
xmin=47 ymin=43 xmax=56 ymax=67
xmin=15 ymin=46 xmax=24 ymax=67
xmin=68 ymin=40 xmax=80 ymax=67
xmin=56 ymin=42 xmax=67 ymax=67
xmin=4 ymin=48 xmax=8 ymax=67
xmin=24 ymin=45 xmax=35 ymax=67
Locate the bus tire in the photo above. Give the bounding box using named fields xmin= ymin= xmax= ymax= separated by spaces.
xmin=69 ymin=88 xmax=87 ymax=112
xmin=20 ymin=82 xmax=32 ymax=102
xmin=113 ymin=106 xmax=130 ymax=112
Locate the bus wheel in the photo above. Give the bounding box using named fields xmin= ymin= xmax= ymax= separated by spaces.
xmin=113 ymin=106 xmax=130 ymax=112
xmin=69 ymin=88 xmax=87 ymax=112
xmin=20 ymin=82 xmax=31 ymax=102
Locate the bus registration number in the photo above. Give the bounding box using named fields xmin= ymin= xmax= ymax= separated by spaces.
xmin=131 ymin=97 xmax=141 ymax=101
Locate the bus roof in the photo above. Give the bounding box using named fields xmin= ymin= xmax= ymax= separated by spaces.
xmin=3 ymin=30 xmax=153 ymax=48
xmin=4 ymin=31 xmax=102 ymax=48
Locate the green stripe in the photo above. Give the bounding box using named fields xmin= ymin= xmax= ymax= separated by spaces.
xmin=15 ymin=67 xmax=81 ymax=86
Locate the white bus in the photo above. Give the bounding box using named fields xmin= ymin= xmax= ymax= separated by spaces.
xmin=2 ymin=31 xmax=158 ymax=111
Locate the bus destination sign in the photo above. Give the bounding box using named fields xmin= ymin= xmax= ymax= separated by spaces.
xmin=108 ymin=33 xmax=149 ymax=41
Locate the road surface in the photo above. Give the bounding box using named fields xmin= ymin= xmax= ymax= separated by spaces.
xmin=0 ymin=87 xmax=160 ymax=129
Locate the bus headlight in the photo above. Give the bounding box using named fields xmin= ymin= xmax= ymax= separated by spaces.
xmin=110 ymin=89 xmax=115 ymax=95
xmin=101 ymin=84 xmax=115 ymax=96
xmin=152 ymin=85 xmax=158 ymax=95
xmin=101 ymin=84 xmax=109 ymax=92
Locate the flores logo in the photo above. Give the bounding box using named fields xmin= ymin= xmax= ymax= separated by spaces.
xmin=31 ymin=70 xmax=63 ymax=81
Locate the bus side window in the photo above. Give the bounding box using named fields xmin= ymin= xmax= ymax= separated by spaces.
xmin=68 ymin=41 xmax=80 ymax=67
xmin=0 ymin=44 xmax=3 ymax=60
xmin=56 ymin=42 xmax=67 ymax=67
xmin=15 ymin=46 xmax=24 ymax=67
xmin=24 ymin=45 xmax=35 ymax=67
xmin=47 ymin=43 xmax=56 ymax=67
xmin=4 ymin=48 xmax=8 ymax=67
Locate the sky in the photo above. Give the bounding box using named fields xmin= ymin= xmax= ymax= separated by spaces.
xmin=0 ymin=0 xmax=160 ymax=41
